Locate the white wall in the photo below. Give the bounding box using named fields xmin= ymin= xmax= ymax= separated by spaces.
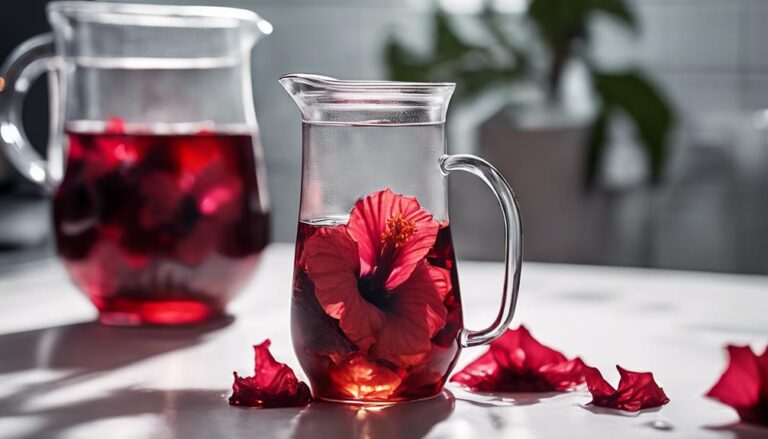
xmin=104 ymin=0 xmax=768 ymax=273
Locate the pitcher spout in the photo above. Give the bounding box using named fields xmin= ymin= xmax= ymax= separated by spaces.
xmin=278 ymin=73 xmax=455 ymax=125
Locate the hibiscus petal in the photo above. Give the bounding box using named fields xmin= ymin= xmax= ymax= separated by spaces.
xmin=229 ymin=340 xmax=312 ymax=408
xmin=706 ymin=345 xmax=762 ymax=410
xmin=490 ymin=326 xmax=568 ymax=373
xmin=339 ymin=293 xmax=387 ymax=352
xmin=329 ymin=352 xmax=403 ymax=400
xmin=374 ymin=262 xmax=448 ymax=365
xmin=758 ymin=348 xmax=768 ymax=403
xmin=428 ymin=265 xmax=452 ymax=300
xmin=192 ymin=161 xmax=243 ymax=221
xmin=707 ymin=343 xmax=768 ymax=426
xmin=301 ymin=226 xmax=362 ymax=320
xmin=538 ymin=357 xmax=590 ymax=391
xmin=585 ymin=366 xmax=616 ymax=398
xmin=302 ymin=226 xmax=385 ymax=351
xmin=451 ymin=326 xmax=587 ymax=392
xmin=449 ymin=351 xmax=503 ymax=392
xmin=347 ymin=189 xmax=439 ymax=289
xmin=586 ymin=365 xmax=670 ymax=412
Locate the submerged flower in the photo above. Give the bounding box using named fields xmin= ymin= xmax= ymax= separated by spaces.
xmin=329 ymin=353 xmax=403 ymax=400
xmin=450 ymin=325 xmax=589 ymax=392
xmin=301 ymin=189 xmax=450 ymax=365
xmin=706 ymin=345 xmax=768 ymax=425
xmin=585 ymin=365 xmax=670 ymax=412
xmin=229 ymin=340 xmax=312 ymax=408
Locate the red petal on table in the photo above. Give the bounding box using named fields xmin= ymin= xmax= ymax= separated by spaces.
xmin=586 ymin=365 xmax=670 ymax=412
xmin=706 ymin=345 xmax=768 ymax=425
xmin=450 ymin=326 xmax=589 ymax=392
xmin=450 ymin=350 xmax=503 ymax=392
xmin=229 ymin=340 xmax=312 ymax=408
xmin=538 ymin=357 xmax=591 ymax=391
xmin=491 ymin=326 xmax=567 ymax=372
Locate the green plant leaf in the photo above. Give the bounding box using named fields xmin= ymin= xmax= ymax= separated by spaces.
xmin=384 ymin=36 xmax=432 ymax=83
xmin=528 ymin=0 xmax=589 ymax=47
xmin=384 ymin=9 xmax=525 ymax=103
xmin=588 ymin=0 xmax=637 ymax=30
xmin=592 ymin=70 xmax=675 ymax=184
xmin=584 ymin=109 xmax=610 ymax=188
xmin=527 ymin=0 xmax=636 ymax=47
xmin=434 ymin=10 xmax=476 ymax=61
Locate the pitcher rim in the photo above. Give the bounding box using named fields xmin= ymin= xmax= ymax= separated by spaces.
xmin=47 ymin=1 xmax=272 ymax=31
xmin=279 ymin=73 xmax=456 ymax=94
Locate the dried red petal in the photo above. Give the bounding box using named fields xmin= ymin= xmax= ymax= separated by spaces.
xmin=229 ymin=340 xmax=312 ymax=408
xmin=451 ymin=326 xmax=589 ymax=392
xmin=450 ymin=350 xmax=504 ymax=392
xmin=706 ymin=345 xmax=768 ymax=425
xmin=586 ymin=365 xmax=670 ymax=412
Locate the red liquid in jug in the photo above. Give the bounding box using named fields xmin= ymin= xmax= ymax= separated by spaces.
xmin=53 ymin=122 xmax=269 ymax=325
xmin=291 ymin=220 xmax=463 ymax=402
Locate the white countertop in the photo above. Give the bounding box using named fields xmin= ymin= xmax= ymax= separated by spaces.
xmin=1 ymin=244 xmax=767 ymax=439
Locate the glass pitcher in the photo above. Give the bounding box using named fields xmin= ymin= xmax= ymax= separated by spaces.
xmin=281 ymin=74 xmax=523 ymax=403
xmin=0 ymin=2 xmax=272 ymax=326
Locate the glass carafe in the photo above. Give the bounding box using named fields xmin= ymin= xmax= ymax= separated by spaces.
xmin=281 ymin=74 xmax=523 ymax=403
xmin=0 ymin=2 xmax=272 ymax=325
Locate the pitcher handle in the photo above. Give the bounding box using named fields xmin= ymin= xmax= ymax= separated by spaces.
xmin=439 ymin=154 xmax=523 ymax=348
xmin=0 ymin=34 xmax=55 ymax=190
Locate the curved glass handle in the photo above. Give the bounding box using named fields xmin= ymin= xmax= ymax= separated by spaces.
xmin=440 ymin=154 xmax=523 ymax=348
xmin=0 ymin=34 xmax=55 ymax=190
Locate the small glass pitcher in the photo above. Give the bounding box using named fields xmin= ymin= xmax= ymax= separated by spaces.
xmin=281 ymin=74 xmax=523 ymax=403
xmin=0 ymin=2 xmax=272 ymax=325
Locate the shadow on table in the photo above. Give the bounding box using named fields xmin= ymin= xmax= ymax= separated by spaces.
xmin=579 ymin=403 xmax=662 ymax=417
xmin=451 ymin=388 xmax=562 ymax=407
xmin=0 ymin=317 xmax=233 ymax=436
xmin=0 ymin=386 xmax=300 ymax=438
xmin=706 ymin=423 xmax=768 ymax=439
xmin=0 ymin=316 xmax=233 ymax=376
xmin=0 ymin=387 xmax=454 ymax=438
xmin=289 ymin=390 xmax=455 ymax=439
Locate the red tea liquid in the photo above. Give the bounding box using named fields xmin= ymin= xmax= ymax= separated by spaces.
xmin=291 ymin=220 xmax=463 ymax=402
xmin=53 ymin=123 xmax=269 ymax=325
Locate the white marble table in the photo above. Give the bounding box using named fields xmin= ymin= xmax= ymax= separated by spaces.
xmin=1 ymin=244 xmax=767 ymax=439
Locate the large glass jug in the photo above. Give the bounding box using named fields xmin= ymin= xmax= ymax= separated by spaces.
xmin=0 ymin=2 xmax=272 ymax=325
xmin=281 ymin=74 xmax=523 ymax=403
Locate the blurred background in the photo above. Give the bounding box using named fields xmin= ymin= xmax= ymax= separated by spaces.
xmin=2 ymin=0 xmax=768 ymax=274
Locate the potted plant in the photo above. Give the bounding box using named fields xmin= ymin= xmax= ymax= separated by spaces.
xmin=385 ymin=0 xmax=675 ymax=264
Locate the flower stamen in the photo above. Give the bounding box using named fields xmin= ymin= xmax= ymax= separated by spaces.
xmin=380 ymin=213 xmax=415 ymax=248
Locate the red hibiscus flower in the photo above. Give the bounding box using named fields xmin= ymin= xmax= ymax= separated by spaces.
xmin=585 ymin=365 xmax=670 ymax=412
xmin=450 ymin=325 xmax=589 ymax=392
xmin=301 ymin=189 xmax=451 ymax=366
xmin=706 ymin=345 xmax=768 ymax=425
xmin=229 ymin=340 xmax=312 ymax=408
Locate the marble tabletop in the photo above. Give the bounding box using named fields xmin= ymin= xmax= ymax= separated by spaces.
xmin=1 ymin=244 xmax=767 ymax=439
